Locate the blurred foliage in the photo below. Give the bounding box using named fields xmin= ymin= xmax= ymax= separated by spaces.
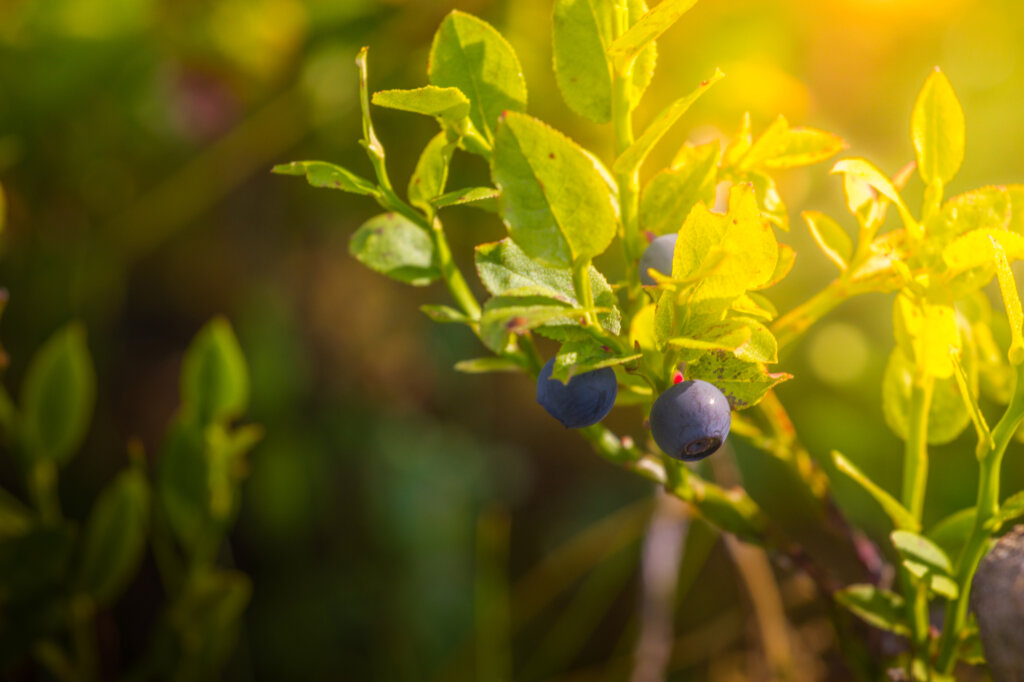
xmin=0 ymin=0 xmax=1023 ymax=679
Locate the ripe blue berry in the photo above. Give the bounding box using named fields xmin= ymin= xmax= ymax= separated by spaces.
xmin=536 ymin=358 xmax=617 ymax=428
xmin=649 ymin=380 xmax=730 ymax=461
xmin=639 ymin=234 xmax=677 ymax=286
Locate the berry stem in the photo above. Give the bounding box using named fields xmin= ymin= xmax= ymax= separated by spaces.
xmin=610 ymin=2 xmax=643 ymax=311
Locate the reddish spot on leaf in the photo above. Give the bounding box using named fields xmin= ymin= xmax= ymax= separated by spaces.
xmin=505 ymin=316 xmax=528 ymax=332
xmin=548 ymin=153 xmax=556 ymax=160
xmin=601 ymin=345 xmax=611 ymax=353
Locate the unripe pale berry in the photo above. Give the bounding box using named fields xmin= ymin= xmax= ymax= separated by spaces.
xmin=649 ymin=379 xmax=730 ymax=461
xmin=536 ymin=358 xmax=617 ymax=428
xmin=639 ymin=234 xmax=677 ymax=286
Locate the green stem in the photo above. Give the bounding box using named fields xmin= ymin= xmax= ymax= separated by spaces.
xmin=897 ymin=374 xmax=933 ymax=659
xmin=902 ymin=375 xmax=934 ymax=522
xmin=431 ymin=216 xmax=482 ymax=320
xmin=936 ymin=361 xmax=1024 ymax=672
xmin=610 ymin=2 xmax=643 ymax=310
xmin=771 ymin=280 xmax=848 ymax=351
xmin=377 ymin=188 xmax=481 ymax=320
xmin=573 ymin=259 xmax=598 ymax=327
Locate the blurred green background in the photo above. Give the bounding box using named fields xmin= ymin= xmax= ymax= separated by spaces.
xmin=1 ymin=0 xmax=1023 ymax=679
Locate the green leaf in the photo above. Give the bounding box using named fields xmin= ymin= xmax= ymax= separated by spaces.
xmin=492 ymin=112 xmax=618 ymax=268
xmin=20 ymin=323 xmax=96 ymax=466
xmin=958 ymin=623 xmax=986 ymax=665
xmin=475 ymin=239 xmax=621 ymax=334
xmin=831 ymin=158 xmax=918 ymax=235
xmin=672 ymin=184 xmax=779 ymax=301
xmin=76 ymin=468 xmax=150 ymax=606
xmin=756 ymin=243 xmax=795 ymax=290
xmin=746 ymin=170 xmax=789 ymax=231
xmin=993 ymin=490 xmax=1024 ymax=529
xmin=639 ymin=142 xmax=719 ymax=236
xmin=420 ymin=304 xmax=473 ymax=324
xmin=428 ymin=10 xmax=527 ymax=139
xmin=912 ymin=68 xmax=965 ymax=187
xmin=831 ymin=450 xmax=919 ymax=531
xmin=454 ymin=357 xmax=523 ymax=374
xmin=927 ymin=186 xmax=1011 ymax=248
xmin=607 ymin=0 xmax=699 ymax=72
xmin=927 ymin=507 xmax=976 ymax=558
xmin=991 ymin=236 xmax=1024 ymax=364
xmin=835 ymin=584 xmax=909 ymax=635
xmin=478 ymin=294 xmax=579 ymax=352
xmin=431 ymin=186 xmax=500 ymax=212
xmin=613 ymin=69 xmax=723 ymax=175
xmin=171 ymin=569 xmax=251 ymax=678
xmin=669 ymin=319 xmax=752 ymax=355
xmin=803 ymin=211 xmax=852 ymax=271
xmin=892 ymin=293 xmax=960 ymax=379
xmin=372 ymin=86 xmax=470 ymax=126
xmin=670 ymin=318 xmax=777 ymax=363
xmin=0 ymin=488 xmax=31 ymax=541
xmin=181 ymin=317 xmax=249 ymax=428
xmin=271 ymin=161 xmax=378 ymax=197
xmin=942 ymin=228 xmax=1024 ymax=274
xmin=737 ymin=115 xmax=846 ymax=170
xmin=349 ymin=212 xmax=440 ymax=286
xmin=891 ymin=530 xmax=954 ymax=577
xmin=408 ymin=133 xmax=454 ymax=212
xmin=158 ymin=419 xmax=209 ymax=551
xmin=551 ymin=335 xmax=640 ymax=382
xmin=950 ymin=346 xmax=992 ymax=454
xmin=882 ymin=348 xmax=971 ymax=445
xmin=552 ymin=0 xmax=656 ymax=123
xmin=685 ymin=351 xmax=790 ymax=410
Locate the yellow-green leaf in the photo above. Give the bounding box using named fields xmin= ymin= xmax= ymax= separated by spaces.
xmin=429 ymin=11 xmax=527 ymax=139
xmin=20 ymin=323 xmax=96 ymax=466
xmin=613 ymin=70 xmax=723 ymax=175
xmin=372 ymin=86 xmax=470 ymax=126
xmin=832 ymin=158 xmax=918 ymax=237
xmin=492 ymin=112 xmax=618 ymax=268
xmin=272 ymin=161 xmax=379 ymax=197
xmin=607 ymin=0 xmax=699 ymax=72
xmin=882 ymin=348 xmax=971 ymax=445
xmin=552 ymin=0 xmax=657 ymax=122
xmin=803 ymin=210 xmax=852 ymax=271
xmin=738 ymin=115 xmax=846 ymax=171
xmin=832 ymin=450 xmax=919 ymax=531
xmin=991 ymin=235 xmax=1024 ymax=364
xmin=408 ymin=133 xmax=454 ymax=211
xmin=639 ymin=142 xmax=719 ymax=236
xmin=912 ymin=68 xmax=965 ymax=187
xmin=672 ymin=184 xmax=778 ymax=302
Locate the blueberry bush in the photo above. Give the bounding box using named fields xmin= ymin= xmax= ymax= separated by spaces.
xmin=0 ymin=308 xmax=258 ymax=681
xmin=277 ymin=1 xmax=1024 ymax=678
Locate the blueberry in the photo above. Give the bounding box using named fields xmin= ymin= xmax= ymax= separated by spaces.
xmin=536 ymin=358 xmax=617 ymax=428
xmin=649 ymin=380 xmax=730 ymax=460
xmin=639 ymin=234 xmax=677 ymax=286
